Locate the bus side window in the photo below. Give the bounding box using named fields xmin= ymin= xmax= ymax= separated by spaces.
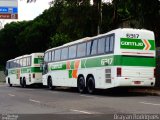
xmin=13 ymin=60 xmax=16 ymax=68
xmin=51 ymin=51 xmax=54 ymax=61
xmin=19 ymin=59 xmax=22 ymax=67
xmin=22 ymin=58 xmax=24 ymax=67
xmin=26 ymin=57 xmax=28 ymax=66
xmin=44 ymin=52 xmax=49 ymax=63
xmin=15 ymin=60 xmax=17 ymax=68
xmin=12 ymin=61 xmax=14 ymax=68
xmin=69 ymin=45 xmax=77 ymax=59
xmin=98 ymin=37 xmax=105 ymax=54
xmin=23 ymin=57 xmax=27 ymax=67
xmin=77 ymin=43 xmax=86 ymax=57
xmin=87 ymin=41 xmax=91 ymax=56
xmin=16 ymin=59 xmax=19 ymax=67
xmin=106 ymin=37 xmax=110 ymax=53
xmin=109 ymin=36 xmax=114 ymax=52
xmin=29 ymin=57 xmax=31 ymax=66
xmin=48 ymin=51 xmax=52 ymax=62
xmin=91 ymin=40 xmax=98 ymax=55
xmin=61 ymin=47 xmax=68 ymax=60
xmin=55 ymin=49 xmax=61 ymax=61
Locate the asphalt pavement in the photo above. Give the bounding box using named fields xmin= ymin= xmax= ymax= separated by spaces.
xmin=0 ymin=84 xmax=160 ymax=120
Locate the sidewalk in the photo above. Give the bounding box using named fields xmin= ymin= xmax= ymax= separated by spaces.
xmin=129 ymin=87 xmax=160 ymax=96
xmin=0 ymin=82 xmax=5 ymax=85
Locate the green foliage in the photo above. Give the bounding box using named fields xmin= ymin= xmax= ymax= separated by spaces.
xmin=50 ymin=33 xmax=71 ymax=48
xmin=0 ymin=0 xmax=160 ymax=69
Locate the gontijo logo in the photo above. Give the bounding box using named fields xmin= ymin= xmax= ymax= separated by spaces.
xmin=120 ymin=38 xmax=155 ymax=50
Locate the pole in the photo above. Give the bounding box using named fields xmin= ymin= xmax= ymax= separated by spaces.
xmin=97 ymin=0 xmax=102 ymax=35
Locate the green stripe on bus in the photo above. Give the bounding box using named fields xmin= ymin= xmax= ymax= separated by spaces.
xmin=81 ymin=55 xmax=155 ymax=68
xmin=48 ymin=55 xmax=155 ymax=72
xmin=148 ymin=40 xmax=155 ymax=50
xmin=81 ymin=56 xmax=114 ymax=68
xmin=120 ymin=38 xmax=155 ymax=50
xmin=8 ymin=69 xmax=16 ymax=74
xmin=9 ymin=67 xmax=42 ymax=75
xmin=31 ymin=67 xmax=42 ymax=73
xmin=21 ymin=67 xmax=31 ymax=73
xmin=50 ymin=62 xmax=66 ymax=70
xmin=114 ymin=55 xmax=155 ymax=67
xmin=21 ymin=67 xmax=42 ymax=73
xmin=34 ymin=58 xmax=43 ymax=64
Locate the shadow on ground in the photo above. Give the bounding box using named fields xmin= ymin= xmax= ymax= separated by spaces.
xmin=4 ymin=83 xmax=158 ymax=97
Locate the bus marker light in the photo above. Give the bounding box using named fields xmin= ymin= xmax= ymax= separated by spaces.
xmin=33 ymin=73 xmax=35 ymax=78
xmin=117 ymin=68 xmax=121 ymax=77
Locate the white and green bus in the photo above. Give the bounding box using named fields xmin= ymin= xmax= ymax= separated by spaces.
xmin=5 ymin=53 xmax=44 ymax=87
xmin=42 ymin=28 xmax=156 ymax=93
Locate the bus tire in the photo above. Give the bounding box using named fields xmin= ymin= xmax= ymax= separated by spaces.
xmin=77 ymin=76 xmax=86 ymax=93
xmin=8 ymin=78 xmax=12 ymax=87
xmin=86 ymin=76 xmax=95 ymax=94
xmin=23 ymin=78 xmax=27 ymax=88
xmin=48 ymin=77 xmax=55 ymax=90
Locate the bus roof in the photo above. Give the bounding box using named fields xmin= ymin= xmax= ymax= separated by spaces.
xmin=6 ymin=52 xmax=43 ymax=62
xmin=45 ymin=28 xmax=154 ymax=53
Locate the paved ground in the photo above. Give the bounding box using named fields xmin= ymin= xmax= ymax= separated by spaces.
xmin=0 ymin=84 xmax=160 ymax=120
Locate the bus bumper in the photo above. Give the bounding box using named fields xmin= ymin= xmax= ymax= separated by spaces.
xmin=114 ymin=77 xmax=155 ymax=87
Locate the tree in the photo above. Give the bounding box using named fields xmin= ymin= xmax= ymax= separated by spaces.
xmin=0 ymin=0 xmax=159 ymax=69
xmin=50 ymin=33 xmax=70 ymax=48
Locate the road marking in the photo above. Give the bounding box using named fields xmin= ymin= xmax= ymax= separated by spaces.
xmin=140 ymin=101 xmax=160 ymax=106
xmin=80 ymin=95 xmax=96 ymax=98
xmin=22 ymin=89 xmax=35 ymax=91
xmin=80 ymin=95 xmax=99 ymax=99
xmin=29 ymin=99 xmax=40 ymax=103
xmin=48 ymin=91 xmax=59 ymax=94
xmin=70 ymin=109 xmax=92 ymax=114
xmin=8 ymin=94 xmax=15 ymax=97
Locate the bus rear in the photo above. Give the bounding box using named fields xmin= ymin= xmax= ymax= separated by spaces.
xmin=114 ymin=29 xmax=155 ymax=87
xmin=29 ymin=53 xmax=44 ymax=85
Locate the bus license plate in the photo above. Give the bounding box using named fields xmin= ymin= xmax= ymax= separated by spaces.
xmin=134 ymin=81 xmax=141 ymax=84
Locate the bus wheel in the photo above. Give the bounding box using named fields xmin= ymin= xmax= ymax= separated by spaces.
xmin=86 ymin=76 xmax=95 ymax=94
xmin=77 ymin=76 xmax=86 ymax=93
xmin=23 ymin=78 xmax=27 ymax=88
xmin=8 ymin=78 xmax=12 ymax=87
xmin=48 ymin=78 xmax=55 ymax=90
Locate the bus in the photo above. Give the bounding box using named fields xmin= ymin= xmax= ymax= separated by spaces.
xmin=42 ymin=28 xmax=156 ymax=94
xmin=5 ymin=53 xmax=44 ymax=87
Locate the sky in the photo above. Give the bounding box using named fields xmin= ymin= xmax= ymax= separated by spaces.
xmin=18 ymin=0 xmax=51 ymax=21
xmin=0 ymin=0 xmax=51 ymax=26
